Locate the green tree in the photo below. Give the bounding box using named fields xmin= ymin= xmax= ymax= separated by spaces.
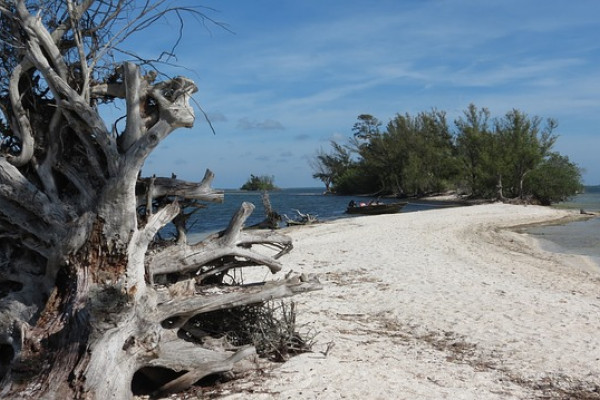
xmin=357 ymin=127 xmax=407 ymax=195
xmin=316 ymin=106 xmax=581 ymax=204
xmin=492 ymin=110 xmax=557 ymax=198
xmin=352 ymin=114 xmax=382 ymax=140
xmin=525 ymin=153 xmax=583 ymax=205
xmin=333 ymin=166 xmax=380 ymax=195
xmin=240 ymin=174 xmax=278 ymax=191
xmin=310 ymin=141 xmax=352 ymax=193
xmin=455 ymin=104 xmax=494 ymax=196
xmin=365 ymin=110 xmax=457 ymax=196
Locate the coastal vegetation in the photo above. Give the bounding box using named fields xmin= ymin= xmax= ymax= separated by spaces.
xmin=240 ymin=174 xmax=278 ymax=191
xmin=311 ymin=105 xmax=583 ymax=204
xmin=0 ymin=1 xmax=317 ymax=398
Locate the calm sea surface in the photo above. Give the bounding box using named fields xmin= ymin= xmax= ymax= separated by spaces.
xmin=527 ymin=186 xmax=600 ymax=267
xmin=182 ymin=188 xmax=459 ymax=239
xmin=180 ymin=186 xmax=600 ymax=267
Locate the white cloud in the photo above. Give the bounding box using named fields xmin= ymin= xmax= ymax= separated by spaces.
xmin=137 ymin=0 xmax=600 ymax=186
xmin=236 ymin=118 xmax=285 ymax=131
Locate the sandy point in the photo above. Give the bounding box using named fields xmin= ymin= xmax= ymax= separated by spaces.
xmin=219 ymin=203 xmax=600 ymax=399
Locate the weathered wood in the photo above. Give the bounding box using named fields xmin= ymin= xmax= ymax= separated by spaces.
xmin=284 ymin=209 xmax=319 ymax=226
xmin=153 ymin=346 xmax=256 ymax=396
xmin=0 ymin=2 xmax=319 ymax=398
xmin=138 ymin=169 xmax=225 ymax=204
xmin=157 ymin=278 xmax=321 ymax=329
xmin=147 ymin=202 xmax=293 ymax=278
xmin=247 ymin=192 xmax=282 ymax=230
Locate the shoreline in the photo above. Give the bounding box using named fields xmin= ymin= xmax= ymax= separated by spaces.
xmin=217 ymin=203 xmax=600 ymax=399
xmin=519 ymin=216 xmax=600 ymax=271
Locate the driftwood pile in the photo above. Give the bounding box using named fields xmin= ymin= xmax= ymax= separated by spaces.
xmin=0 ymin=2 xmax=320 ymax=398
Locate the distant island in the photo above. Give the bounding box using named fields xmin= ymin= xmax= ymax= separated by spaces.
xmin=240 ymin=174 xmax=278 ymax=191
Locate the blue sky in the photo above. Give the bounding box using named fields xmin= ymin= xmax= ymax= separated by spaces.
xmin=133 ymin=0 xmax=600 ymax=188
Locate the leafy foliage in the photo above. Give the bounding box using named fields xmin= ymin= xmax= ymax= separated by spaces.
xmin=240 ymin=174 xmax=278 ymax=191
xmin=310 ymin=141 xmax=353 ymax=193
xmin=524 ymin=153 xmax=583 ymax=205
xmin=352 ymin=114 xmax=382 ymax=140
xmin=455 ymin=104 xmax=495 ymax=197
xmin=311 ymin=105 xmax=582 ymax=204
xmin=491 ymin=109 xmax=557 ymax=199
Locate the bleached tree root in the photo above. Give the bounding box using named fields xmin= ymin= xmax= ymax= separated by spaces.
xmin=0 ymin=2 xmax=320 ymax=398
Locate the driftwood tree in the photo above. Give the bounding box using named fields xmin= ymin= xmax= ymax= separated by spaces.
xmin=0 ymin=1 xmax=318 ymax=398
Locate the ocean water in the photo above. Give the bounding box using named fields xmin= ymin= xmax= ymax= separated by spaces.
xmin=181 ymin=188 xmax=459 ymax=240
xmin=526 ymin=186 xmax=600 ymax=267
xmin=553 ymin=185 xmax=600 ymax=214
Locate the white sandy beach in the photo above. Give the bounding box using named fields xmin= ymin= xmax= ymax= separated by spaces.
xmin=213 ymin=203 xmax=600 ymax=400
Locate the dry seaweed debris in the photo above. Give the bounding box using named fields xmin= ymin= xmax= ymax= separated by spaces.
xmin=183 ymin=300 xmax=316 ymax=362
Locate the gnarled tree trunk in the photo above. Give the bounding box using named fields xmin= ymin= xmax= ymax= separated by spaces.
xmin=0 ymin=2 xmax=318 ymax=398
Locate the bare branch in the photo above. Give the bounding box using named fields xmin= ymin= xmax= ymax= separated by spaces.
xmin=66 ymin=0 xmax=91 ymax=101
xmin=120 ymin=62 xmax=145 ymax=151
xmin=137 ymin=169 xmax=224 ymax=204
xmin=156 ymin=278 xmax=321 ymax=329
xmin=123 ymin=76 xmax=197 ymax=175
xmin=127 ymin=201 xmax=180 ymax=289
xmin=0 ymin=158 xmax=68 ymax=226
xmin=147 ymin=202 xmax=291 ymax=278
xmin=153 ymin=346 xmax=256 ymax=396
xmin=143 ymin=201 xmax=180 ymax=243
xmin=89 ymin=81 xmax=126 ymax=99
xmin=15 ymin=1 xmax=69 ymax=80
xmin=6 ymin=62 xmax=34 ymax=166
xmin=33 ymin=110 xmax=63 ymax=202
xmin=12 ymin=1 xmax=119 ymax=175
xmin=148 ymin=330 xmax=247 ymax=371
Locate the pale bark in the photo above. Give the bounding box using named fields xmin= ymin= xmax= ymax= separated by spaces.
xmin=0 ymin=1 xmax=319 ymax=398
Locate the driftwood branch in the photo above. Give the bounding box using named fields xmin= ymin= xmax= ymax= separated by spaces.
xmin=123 ymin=75 xmax=198 ymax=176
xmin=157 ymin=277 xmax=322 ymax=329
xmin=6 ymin=62 xmax=34 ymax=167
xmin=137 ymin=169 xmax=224 ymax=205
xmin=152 ymin=345 xmax=256 ymax=396
xmin=120 ymin=62 xmax=145 ymax=151
xmin=0 ymin=2 xmax=319 ymax=397
xmin=284 ymin=209 xmax=319 ymax=226
xmin=143 ymin=202 xmax=181 ymax=244
xmin=148 ymin=202 xmax=292 ymax=278
xmin=33 ymin=110 xmax=63 ymax=203
xmin=0 ymin=158 xmax=69 ymax=226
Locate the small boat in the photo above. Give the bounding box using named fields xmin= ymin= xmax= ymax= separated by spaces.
xmin=345 ymin=201 xmax=408 ymax=215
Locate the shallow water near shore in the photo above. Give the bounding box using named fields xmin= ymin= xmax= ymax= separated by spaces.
xmin=525 ymin=186 xmax=600 ymax=267
xmin=525 ymin=217 xmax=600 ymax=267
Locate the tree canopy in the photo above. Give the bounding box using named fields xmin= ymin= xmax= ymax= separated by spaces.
xmin=240 ymin=174 xmax=278 ymax=191
xmin=311 ymin=105 xmax=583 ymax=204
